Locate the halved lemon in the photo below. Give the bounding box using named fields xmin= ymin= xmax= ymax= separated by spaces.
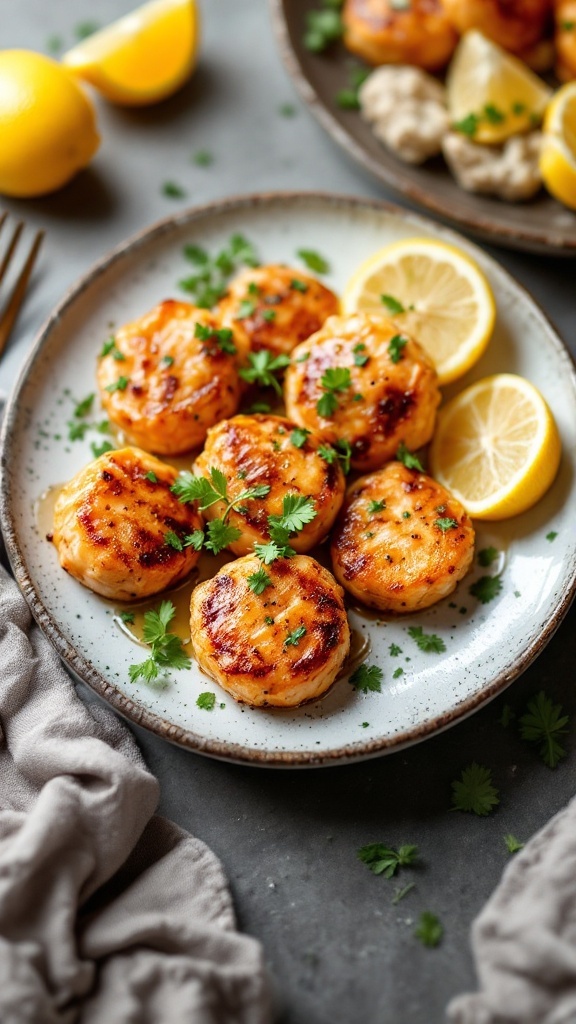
xmin=429 ymin=374 xmax=561 ymax=520
xmin=62 ymin=0 xmax=199 ymax=107
xmin=540 ymin=82 xmax=576 ymax=210
xmin=446 ymin=30 xmax=552 ymax=144
xmin=342 ymin=237 xmax=495 ymax=386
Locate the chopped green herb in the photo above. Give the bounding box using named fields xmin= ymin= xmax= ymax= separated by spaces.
xmin=197 ymin=692 xmax=216 ymax=711
xmin=498 ymin=703 xmax=515 ymax=728
xmin=75 ymin=21 xmax=100 ymax=39
xmin=402 ymin=511 xmax=411 ymax=519
xmin=291 ymin=279 xmax=309 ymax=294
xmin=358 ymin=842 xmax=418 ymax=877
xmin=183 ymin=530 xmax=205 ymax=551
xmin=334 ymin=438 xmax=352 ymax=475
xmin=247 ymin=568 xmax=273 ymax=595
xmin=194 ymin=322 xmax=237 ymax=354
xmin=469 ymin=574 xmax=502 ymax=605
xmin=504 ymin=834 xmax=524 ymax=854
xmin=74 ymin=393 xmax=95 ymax=418
xmin=368 ymin=499 xmax=386 ymax=513
xmin=247 ymin=401 xmax=272 ymax=414
xmin=161 ymin=355 xmax=175 ymax=367
xmin=396 ymin=443 xmax=423 ymax=471
xmin=268 ymin=494 xmax=317 ymax=536
xmin=67 ymin=421 xmax=91 ymax=442
xmin=297 ymin=248 xmax=330 ymax=274
xmin=129 ymin=601 xmax=190 ymax=683
xmin=435 ymin=517 xmax=458 ymax=532
xmin=453 ymin=113 xmax=480 ymax=138
xmin=389 ymin=643 xmax=402 ymax=657
xmin=353 ymin=342 xmax=369 ymax=367
xmin=264 ymin=616 xmax=274 ymax=626
xmin=361 ymin=722 xmax=369 ymax=728
xmin=105 ymin=376 xmax=130 ymax=393
xmin=483 ymin=103 xmax=505 ymax=124
xmin=381 ymin=294 xmax=405 ymax=314
xmin=303 ymin=8 xmax=343 ymax=53
xmin=235 ymin=299 xmax=256 ymax=320
xmin=388 ymin=334 xmax=408 ymax=363
xmin=179 ymin=233 xmax=259 ymax=308
xmin=144 ymin=471 xmax=158 ymax=483
xmin=336 ymin=88 xmax=361 ymax=110
xmin=239 ymin=350 xmax=291 ymax=395
xmin=392 ymin=882 xmax=415 ymax=904
xmin=512 ymin=101 xmax=527 ymax=115
xmin=165 ymin=530 xmax=183 ymax=551
xmin=290 ymin=427 xmax=310 ymax=448
xmin=349 ymin=663 xmax=383 ymax=693
xmin=279 ymin=103 xmax=297 ymax=117
xmin=119 ymin=611 xmax=135 ymax=624
xmin=393 ymin=667 xmax=403 ymax=679
xmin=415 ymin=911 xmax=443 ymax=948
xmin=561 ymin=20 xmax=575 ymax=30
xmin=317 ymin=366 xmax=352 ymax=417
xmin=519 ymin=691 xmax=569 ymax=768
xmin=546 ymin=531 xmax=558 ymax=542
xmin=262 ymin=309 xmax=276 ymax=322
xmin=91 ymin=441 xmax=114 ymax=458
xmin=451 ymin=762 xmax=499 ymax=816
xmin=46 ymin=35 xmax=63 ymax=55
xmin=100 ymin=337 xmax=125 ymax=360
xmin=193 ymin=149 xmax=213 ymax=166
xmin=162 ymin=181 xmax=187 ymax=199
xmin=478 ymin=546 xmax=499 ymax=567
xmin=407 ymin=626 xmax=446 ymax=653
xmin=284 ymin=625 xmax=306 ymax=648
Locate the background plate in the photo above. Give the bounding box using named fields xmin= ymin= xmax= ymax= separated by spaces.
xmin=270 ymin=0 xmax=576 ymax=256
xmin=2 ymin=192 xmax=576 ymax=766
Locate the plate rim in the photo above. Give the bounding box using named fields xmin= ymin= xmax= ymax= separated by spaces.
xmin=2 ymin=189 xmax=576 ymax=768
xmin=269 ymin=0 xmax=576 ymax=257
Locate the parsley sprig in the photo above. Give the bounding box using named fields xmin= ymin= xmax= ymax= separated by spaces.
xmin=128 ymin=601 xmax=190 ymax=684
xmin=194 ymin=321 xmax=237 ymax=354
xmin=239 ymin=350 xmax=291 ymax=395
xmin=358 ymin=843 xmax=418 ymax=877
xmin=519 ymin=691 xmax=569 ymax=769
xmin=349 ymin=663 xmax=383 ymax=693
xmin=179 ymin=233 xmax=259 ymax=308
xmin=451 ymin=762 xmax=499 ymax=816
xmin=253 ymin=494 xmax=317 ymax=564
xmin=172 ymin=468 xmax=270 ymax=555
xmin=317 ymin=367 xmax=352 ymax=417
xmin=407 ymin=626 xmax=446 ymax=654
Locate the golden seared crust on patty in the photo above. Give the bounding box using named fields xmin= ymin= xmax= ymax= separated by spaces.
xmin=330 ymin=461 xmax=475 ymax=613
xmin=97 ymin=300 xmax=243 ymax=456
xmin=343 ymin=0 xmax=458 ymax=70
xmin=217 ymin=264 xmax=339 ymax=359
xmin=52 ymin=447 xmax=203 ymax=601
xmin=190 ymin=554 xmax=351 ymax=707
xmin=194 ymin=414 xmax=346 ymax=555
xmin=442 ymin=0 xmax=551 ymax=54
xmin=284 ymin=312 xmax=440 ymax=473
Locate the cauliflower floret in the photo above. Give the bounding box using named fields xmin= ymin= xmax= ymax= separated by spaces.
xmin=442 ymin=131 xmax=543 ymax=202
xmin=359 ymin=66 xmax=449 ymax=164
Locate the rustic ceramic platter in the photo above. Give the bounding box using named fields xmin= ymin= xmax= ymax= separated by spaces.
xmin=1 ymin=193 xmax=576 ymax=767
xmin=270 ymin=0 xmax=576 ymax=255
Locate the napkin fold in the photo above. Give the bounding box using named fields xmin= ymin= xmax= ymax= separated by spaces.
xmin=447 ymin=799 xmax=576 ymax=1024
xmin=0 ymin=563 xmax=273 ymax=1024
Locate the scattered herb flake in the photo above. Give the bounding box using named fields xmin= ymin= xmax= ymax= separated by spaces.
xmin=451 ymin=762 xmax=499 ymax=816
xmin=284 ymin=624 xmax=307 ymax=648
xmin=297 ymin=248 xmax=329 ymax=273
xmin=389 ymin=643 xmax=402 ymax=656
xmin=162 ymin=181 xmax=187 ymax=199
xmin=519 ymin=691 xmax=569 ymax=768
xmin=504 ymin=834 xmax=524 ymax=854
xmin=453 ymin=112 xmax=480 ymax=138
xmin=478 ymin=546 xmax=499 ymax=567
xmin=247 ymin=568 xmax=273 ymax=595
xmin=239 ymin=350 xmax=290 ymax=395
xmin=469 ymin=574 xmax=502 ymax=605
xmin=368 ymin=499 xmax=386 ymax=513
xmin=392 ymin=881 xmax=415 ymax=904
xmin=358 ymin=842 xmax=418 ymax=877
xmin=197 ymin=692 xmax=216 ymax=711
xmin=388 ymin=334 xmax=408 ymax=363
xmin=396 ymin=442 xmax=424 ymax=471
xmin=317 ymin=366 xmax=352 ymax=417
xmin=279 ymin=103 xmax=297 ymax=117
xmin=129 ymin=601 xmax=191 ymax=684
xmin=546 ymin=531 xmax=558 ymax=542
xmin=119 ymin=611 xmax=135 ymax=624
xmin=303 ymin=8 xmax=343 ymax=53
xmin=290 ymin=427 xmax=310 ymax=448
xmin=105 ymin=376 xmax=129 ymax=393
xmin=291 ymin=278 xmax=309 ymax=293
xmin=349 ymin=663 xmax=383 ymax=693
xmin=91 ymin=441 xmax=114 ymax=458
xmin=74 ymin=393 xmax=95 ymax=417
xmin=193 ymin=149 xmax=213 ymax=166
xmin=381 ymin=294 xmax=405 ymax=314
xmin=353 ymin=342 xmax=369 ymax=367
xmin=415 ymin=911 xmax=443 ymax=948
xmin=145 ymin=471 xmax=158 ymax=483
xmin=435 ymin=517 xmax=458 ymax=532
xmin=165 ymin=530 xmax=183 ymax=551
xmin=393 ymin=667 xmax=404 ymax=679
xmin=407 ymin=626 xmax=445 ymax=653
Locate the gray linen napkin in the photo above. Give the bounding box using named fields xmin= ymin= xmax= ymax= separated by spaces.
xmin=447 ymin=801 xmax=576 ymax=1024
xmin=0 ymin=563 xmax=273 ymax=1024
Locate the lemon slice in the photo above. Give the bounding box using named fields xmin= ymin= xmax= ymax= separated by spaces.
xmin=62 ymin=0 xmax=199 ymax=107
xmin=446 ymin=30 xmax=552 ymax=144
xmin=342 ymin=237 xmax=495 ymax=386
xmin=540 ymin=82 xmax=576 ymax=210
xmin=429 ymin=374 xmax=561 ymax=520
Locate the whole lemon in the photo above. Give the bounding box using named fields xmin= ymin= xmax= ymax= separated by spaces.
xmin=0 ymin=50 xmax=100 ymax=198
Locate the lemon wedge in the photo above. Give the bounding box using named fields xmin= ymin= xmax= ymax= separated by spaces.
xmin=540 ymin=82 xmax=576 ymax=209
xmin=341 ymin=237 xmax=495 ymax=386
xmin=446 ymin=30 xmax=552 ymax=144
xmin=62 ymin=0 xmax=199 ymax=107
xmin=429 ymin=374 xmax=561 ymax=520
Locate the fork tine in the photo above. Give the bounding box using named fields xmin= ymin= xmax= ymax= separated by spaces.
xmin=0 ymin=229 xmax=45 ymax=359
xmin=0 ymin=220 xmax=24 ymax=286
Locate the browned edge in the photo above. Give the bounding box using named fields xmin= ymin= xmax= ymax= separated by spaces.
xmin=269 ymin=0 xmax=576 ymax=257
xmin=1 ymin=190 xmax=576 ymax=768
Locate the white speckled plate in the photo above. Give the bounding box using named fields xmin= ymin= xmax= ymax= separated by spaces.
xmin=2 ymin=193 xmax=576 ymax=767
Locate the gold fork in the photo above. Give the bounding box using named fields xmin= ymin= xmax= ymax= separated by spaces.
xmin=0 ymin=212 xmax=45 ymax=360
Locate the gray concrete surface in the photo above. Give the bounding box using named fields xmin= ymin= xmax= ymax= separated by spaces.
xmin=1 ymin=2 xmax=575 ymax=1022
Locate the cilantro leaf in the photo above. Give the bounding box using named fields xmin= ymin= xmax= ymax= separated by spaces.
xmin=91 ymin=441 xmax=114 ymax=458
xmin=469 ymin=575 xmax=503 ymax=605
xmin=290 ymin=427 xmax=310 ymax=448
xmin=334 ymin=438 xmax=352 ymax=475
xmin=269 ymin=494 xmax=317 ymax=535
xmin=407 ymin=626 xmax=446 ymax=653
xmin=368 ymin=499 xmax=386 ymax=513
xmin=396 ymin=443 xmax=424 ymax=471
xmin=519 ymin=691 xmax=569 ymax=768
xmin=145 ymin=471 xmax=158 ymax=483
xmin=197 ymin=692 xmax=216 ymax=710
xmin=284 ymin=625 xmax=306 ymax=648
xmin=74 ymin=393 xmax=95 ymax=417
xmin=204 ymin=519 xmax=242 ymax=555
xmin=171 ymin=472 xmax=222 ymax=508
xmin=247 ymin=568 xmax=273 ymax=595
xmin=435 ymin=517 xmax=458 ymax=532
xmin=317 ymin=367 xmax=352 ymax=418
xmin=254 ymin=539 xmax=294 ymax=563
xmin=165 ymin=530 xmax=183 ymax=551
xmin=389 ymin=643 xmax=402 ymax=657
xmin=349 ymin=663 xmax=383 ymax=693
xmin=358 ymin=843 xmax=418 ymax=878
xmin=451 ymin=762 xmax=499 ymax=816
xmin=183 ymin=530 xmax=205 ymax=551
xmin=105 ymin=376 xmax=130 ymax=393
xmin=353 ymin=342 xmax=369 ymax=367
xmin=415 ymin=911 xmax=443 ymax=948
